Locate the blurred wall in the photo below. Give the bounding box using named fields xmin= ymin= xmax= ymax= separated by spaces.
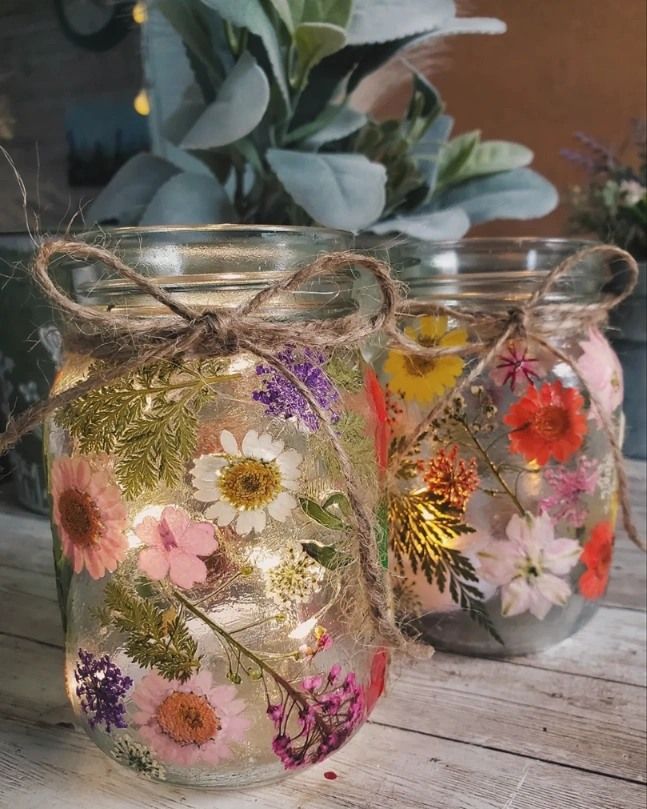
xmin=0 ymin=0 xmax=141 ymax=232
xmin=433 ymin=0 xmax=647 ymax=237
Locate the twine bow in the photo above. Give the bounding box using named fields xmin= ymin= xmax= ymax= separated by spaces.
xmin=0 ymin=238 xmax=413 ymax=653
xmin=389 ymin=244 xmax=644 ymax=550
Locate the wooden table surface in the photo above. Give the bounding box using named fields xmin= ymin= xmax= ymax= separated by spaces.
xmin=0 ymin=462 xmax=645 ymax=809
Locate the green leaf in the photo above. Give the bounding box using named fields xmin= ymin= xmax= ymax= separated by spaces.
xmin=375 ymin=499 xmax=389 ymax=569
xmin=347 ymin=0 xmax=453 ymax=44
xmin=369 ymin=207 xmax=470 ymax=240
xmin=443 ymin=140 xmax=534 ymax=188
xmin=53 ymin=535 xmax=73 ymax=632
xmin=102 ymin=579 xmax=201 ymax=682
xmin=411 ymin=113 xmax=454 ymax=191
xmin=301 ymin=540 xmax=350 ymax=569
xmin=321 ymin=491 xmax=352 ymax=516
xmin=299 ymin=496 xmax=346 ymax=530
xmin=436 ymin=131 xmax=481 ymax=191
xmin=86 ymin=154 xmax=178 ymax=225
xmin=266 ymin=149 xmax=386 ymax=230
xmin=157 ymin=0 xmax=224 ymax=86
xmin=267 ymin=0 xmax=297 ymax=32
xmin=434 ymin=168 xmax=559 ymax=226
xmin=199 ymin=0 xmax=289 ymax=105
xmin=301 ymin=0 xmax=352 ymax=27
xmin=304 ymin=105 xmax=367 ymax=147
xmin=292 ymin=22 xmax=347 ymax=85
xmin=181 ymin=52 xmax=270 ymax=149
xmin=140 ymin=171 xmax=236 ymax=225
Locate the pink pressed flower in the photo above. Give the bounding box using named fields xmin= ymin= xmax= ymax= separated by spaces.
xmin=490 ymin=341 xmax=543 ymax=392
xmin=540 ymin=458 xmax=599 ymax=527
xmin=51 ymin=455 xmax=128 ymax=580
xmin=132 ymin=671 xmax=250 ymax=766
xmin=576 ymin=327 xmax=623 ymax=424
xmin=478 ymin=512 xmax=580 ymax=620
xmin=136 ymin=506 xmax=217 ymax=589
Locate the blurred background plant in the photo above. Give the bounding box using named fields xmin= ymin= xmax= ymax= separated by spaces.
xmin=88 ymin=0 xmax=558 ymax=238
xmin=562 ymin=121 xmax=646 ymax=260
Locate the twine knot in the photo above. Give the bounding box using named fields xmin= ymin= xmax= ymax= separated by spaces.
xmin=194 ymin=311 xmax=240 ymax=356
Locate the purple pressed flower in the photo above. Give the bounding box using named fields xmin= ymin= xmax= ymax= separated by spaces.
xmin=74 ymin=648 xmax=132 ymax=732
xmin=540 ymin=458 xmax=599 ymax=528
xmin=490 ymin=342 xmax=542 ymax=392
xmin=267 ymin=663 xmax=365 ymax=770
xmin=252 ymin=346 xmax=340 ymax=431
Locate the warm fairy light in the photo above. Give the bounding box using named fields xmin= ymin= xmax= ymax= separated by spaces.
xmin=133 ymin=89 xmax=150 ymax=116
xmin=132 ymin=2 xmax=148 ymax=24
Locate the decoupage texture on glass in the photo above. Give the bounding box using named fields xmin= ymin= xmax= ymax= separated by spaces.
xmin=47 ymin=346 xmax=387 ymax=787
xmin=378 ymin=314 xmax=622 ymax=655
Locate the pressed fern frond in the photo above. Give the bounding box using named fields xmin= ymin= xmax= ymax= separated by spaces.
xmin=101 ymin=578 xmax=201 ymax=682
xmin=57 ymin=359 xmax=227 ymax=498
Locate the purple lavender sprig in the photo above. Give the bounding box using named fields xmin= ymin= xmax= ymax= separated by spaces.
xmin=267 ymin=664 xmax=365 ymax=769
xmin=252 ymin=346 xmax=340 ymax=431
xmin=74 ymin=648 xmax=132 ymax=732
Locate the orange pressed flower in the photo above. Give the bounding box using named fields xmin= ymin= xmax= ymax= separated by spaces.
xmin=420 ymin=445 xmax=479 ymax=511
xmin=504 ymin=380 xmax=587 ymax=466
xmin=579 ymin=521 xmax=614 ymax=600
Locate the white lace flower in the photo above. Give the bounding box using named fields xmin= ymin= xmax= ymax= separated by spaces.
xmin=265 ymin=546 xmax=324 ymax=606
xmin=191 ymin=429 xmax=302 ymax=536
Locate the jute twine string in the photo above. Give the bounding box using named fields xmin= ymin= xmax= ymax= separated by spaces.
xmin=388 ymin=244 xmax=644 ymax=550
xmin=0 ymin=239 xmax=417 ymax=654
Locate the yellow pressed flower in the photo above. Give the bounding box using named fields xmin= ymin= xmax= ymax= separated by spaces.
xmin=383 ymin=315 xmax=467 ymax=403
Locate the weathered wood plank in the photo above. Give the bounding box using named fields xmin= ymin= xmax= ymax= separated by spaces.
xmin=1 ymin=714 xmax=643 ymax=809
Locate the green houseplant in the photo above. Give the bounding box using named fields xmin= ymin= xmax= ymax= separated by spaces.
xmin=89 ymin=0 xmax=557 ymax=237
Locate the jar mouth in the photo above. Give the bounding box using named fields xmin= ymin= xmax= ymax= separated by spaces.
xmin=373 ymin=237 xmax=627 ymax=306
xmin=65 ymin=226 xmax=359 ymax=320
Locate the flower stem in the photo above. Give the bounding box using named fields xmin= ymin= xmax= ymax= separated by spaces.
xmin=461 ymin=420 xmax=525 ymax=515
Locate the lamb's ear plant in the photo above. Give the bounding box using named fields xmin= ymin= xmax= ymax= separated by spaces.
xmin=90 ymin=0 xmax=557 ymax=237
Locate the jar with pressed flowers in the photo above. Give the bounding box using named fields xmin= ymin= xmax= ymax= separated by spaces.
xmin=370 ymin=239 xmax=627 ymax=656
xmin=45 ymin=227 xmax=389 ymax=788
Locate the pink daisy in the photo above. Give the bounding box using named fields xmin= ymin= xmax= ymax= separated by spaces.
xmin=51 ymin=455 xmax=128 ymax=580
xmin=132 ymin=671 xmax=250 ymax=766
xmin=576 ymin=327 xmax=623 ymax=424
xmin=136 ymin=506 xmax=218 ymax=589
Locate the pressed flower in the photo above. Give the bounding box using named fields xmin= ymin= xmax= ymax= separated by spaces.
xmin=365 ymin=648 xmax=389 ymax=715
xmin=136 ymin=506 xmax=218 ymax=589
xmin=419 ymin=445 xmax=479 ymax=511
xmin=576 ymin=327 xmax=623 ymax=424
xmin=490 ymin=341 xmax=543 ymax=392
xmin=52 ymin=456 xmax=128 ymax=579
xmin=364 ymin=367 xmax=389 ymax=473
xmin=252 ymin=346 xmax=340 ymax=431
xmin=132 ymin=671 xmax=250 ymax=766
xmin=267 ymin=664 xmax=365 ymax=769
xmin=298 ymin=625 xmax=333 ymax=660
xmin=479 ymin=512 xmax=581 ymax=620
xmin=191 ymin=429 xmax=302 ymax=536
xmin=266 ymin=546 xmax=323 ymax=606
xmin=74 ymin=649 xmax=132 ymax=732
xmin=383 ymin=315 xmax=467 ymax=404
xmin=579 ymin=521 xmax=614 ymax=599
xmin=111 ymin=735 xmax=166 ymax=780
xmin=504 ymin=380 xmax=587 ymax=465
xmin=540 ymin=458 xmax=599 ymax=528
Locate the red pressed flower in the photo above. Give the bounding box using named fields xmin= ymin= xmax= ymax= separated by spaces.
xmin=364 ymin=368 xmax=389 ymax=473
xmin=579 ymin=521 xmax=614 ymax=600
xmin=365 ymin=648 xmax=389 ymax=715
xmin=504 ymin=380 xmax=587 ymax=465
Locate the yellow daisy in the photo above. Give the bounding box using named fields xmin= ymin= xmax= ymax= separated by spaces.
xmin=384 ymin=315 xmax=467 ymax=404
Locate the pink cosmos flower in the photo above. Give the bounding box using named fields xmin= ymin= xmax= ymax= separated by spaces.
xmin=51 ymin=455 xmax=128 ymax=579
xmin=576 ymin=327 xmax=623 ymax=424
xmin=136 ymin=506 xmax=217 ymax=589
xmin=478 ymin=512 xmax=580 ymax=620
xmin=490 ymin=341 xmax=544 ymax=392
xmin=132 ymin=671 xmax=250 ymax=766
xmin=540 ymin=457 xmax=599 ymax=527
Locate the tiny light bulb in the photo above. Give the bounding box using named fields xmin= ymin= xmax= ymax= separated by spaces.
xmin=133 ymin=89 xmax=150 ymax=116
xmin=132 ymin=1 xmax=148 ymax=24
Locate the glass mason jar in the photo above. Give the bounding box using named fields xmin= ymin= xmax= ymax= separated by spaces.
xmin=45 ymin=226 xmax=389 ymax=788
xmin=370 ymin=238 xmax=625 ymax=657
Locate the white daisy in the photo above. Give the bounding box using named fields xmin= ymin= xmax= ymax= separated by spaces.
xmin=190 ymin=429 xmax=302 ymax=536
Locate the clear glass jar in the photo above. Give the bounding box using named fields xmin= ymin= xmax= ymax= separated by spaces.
xmin=45 ymin=226 xmax=389 ymax=787
xmin=370 ymin=238 xmax=625 ymax=656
